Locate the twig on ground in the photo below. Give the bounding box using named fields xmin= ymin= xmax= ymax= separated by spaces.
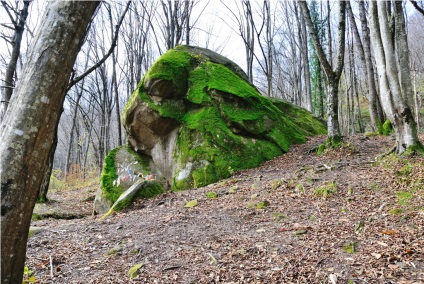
xmin=283 ymin=248 xmax=311 ymax=277
xmin=49 ymin=255 xmax=54 ymax=278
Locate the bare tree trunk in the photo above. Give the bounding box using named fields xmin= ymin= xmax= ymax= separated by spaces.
xmin=412 ymin=61 xmax=420 ymax=130
xmin=358 ymin=0 xmax=384 ymax=132
xmin=0 ymin=2 xmax=99 ymax=283
xmin=299 ymin=0 xmax=346 ymax=146
xmin=369 ymin=1 xmax=422 ymax=154
xmin=298 ymin=5 xmax=312 ymax=111
xmin=245 ymin=1 xmax=255 ymax=83
xmin=65 ymin=87 xmax=84 ymax=180
xmin=394 ymin=1 xmax=415 ymax=116
xmin=326 ymin=1 xmax=332 ymax=68
xmin=112 ymin=50 xmax=122 ymax=146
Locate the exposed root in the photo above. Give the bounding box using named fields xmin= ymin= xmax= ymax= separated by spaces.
xmin=375 ymin=145 xmax=397 ymax=160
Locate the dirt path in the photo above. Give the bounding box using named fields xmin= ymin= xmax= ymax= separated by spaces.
xmin=27 ymin=134 xmax=424 ymax=283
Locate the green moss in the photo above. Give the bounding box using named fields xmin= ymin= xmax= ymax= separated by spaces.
xmin=314 ymin=181 xmax=337 ymax=198
xmin=145 ymin=48 xmax=194 ymax=96
xmin=382 ymin=119 xmax=393 ymax=136
xmin=100 ymin=147 xmax=120 ymax=203
xmin=137 ymin=181 xmax=165 ymax=199
xmin=256 ymin=200 xmax=270 ymax=209
xmin=397 ymin=163 xmax=413 ymax=176
xmin=31 ymin=213 xmax=43 ymax=221
xmin=37 ymin=195 xmax=48 ymax=203
xmin=316 ymin=144 xmax=326 ymax=155
xmin=270 ymin=98 xmax=327 ymax=136
xmin=100 ymin=145 xmax=153 ymax=204
xmin=228 ymin=186 xmax=238 ymax=193
xmin=369 ymin=182 xmax=381 ymax=190
xmin=396 ymin=191 xmax=413 ymax=206
xmin=389 ymin=208 xmax=403 ymax=215
xmin=343 ymin=242 xmax=357 ymax=254
xmin=122 ymin=81 xmax=143 ymax=121
xmin=206 ymin=191 xmax=218 ymax=198
xmin=192 ymin=163 xmax=218 ymax=188
xmin=401 ymin=142 xmax=424 ymax=156
xmin=364 ymin=132 xmax=380 ymax=137
xmin=171 ymin=63 xmax=323 ymax=190
xmin=270 ymin=179 xmax=284 ymax=190
xmin=325 ymin=135 xmax=344 ymax=148
xmin=272 ymin=212 xmax=287 ymax=221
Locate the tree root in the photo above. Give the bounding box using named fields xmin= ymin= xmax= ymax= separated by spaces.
xmin=375 ymin=145 xmax=397 ymax=161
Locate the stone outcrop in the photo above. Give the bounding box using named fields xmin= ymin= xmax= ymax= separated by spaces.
xmin=93 ymin=145 xmax=164 ymax=214
xmin=95 ymin=45 xmax=326 ymax=213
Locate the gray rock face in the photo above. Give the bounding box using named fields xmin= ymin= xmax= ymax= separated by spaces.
xmin=93 ymin=188 xmax=112 ymax=215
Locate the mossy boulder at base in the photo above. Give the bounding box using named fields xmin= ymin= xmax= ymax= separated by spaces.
xmin=99 ymin=45 xmax=326 ymax=205
xmin=93 ymin=145 xmax=165 ymax=214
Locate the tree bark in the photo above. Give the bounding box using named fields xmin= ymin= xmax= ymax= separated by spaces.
xmin=298 ymin=5 xmax=312 ymax=111
xmin=38 ymin=119 xmax=60 ymax=203
xmin=369 ymin=1 xmax=422 ymax=154
xmin=358 ymin=0 xmax=385 ymax=132
xmin=0 ymin=2 xmax=99 ymax=283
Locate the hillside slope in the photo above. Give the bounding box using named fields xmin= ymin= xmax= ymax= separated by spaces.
xmin=28 ymin=134 xmax=424 ymax=283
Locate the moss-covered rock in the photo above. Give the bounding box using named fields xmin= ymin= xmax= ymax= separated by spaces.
xmin=93 ymin=145 xmax=164 ymax=214
xmin=118 ymin=45 xmax=326 ymax=192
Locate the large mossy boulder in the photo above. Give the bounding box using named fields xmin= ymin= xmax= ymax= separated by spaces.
xmin=120 ymin=45 xmax=326 ymax=191
xmin=96 ymin=45 xmax=327 ymax=213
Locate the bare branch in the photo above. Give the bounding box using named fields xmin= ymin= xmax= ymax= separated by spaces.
xmin=1 ymin=0 xmax=18 ymax=27
xmin=67 ymin=1 xmax=131 ymax=91
xmin=0 ymin=23 xmax=15 ymax=30
xmin=410 ymin=0 xmax=424 ymax=16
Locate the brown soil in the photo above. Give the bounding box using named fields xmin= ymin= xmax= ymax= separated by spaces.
xmin=27 ymin=134 xmax=424 ymax=284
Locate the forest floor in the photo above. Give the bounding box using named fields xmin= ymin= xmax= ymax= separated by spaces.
xmin=27 ymin=134 xmax=424 ymax=284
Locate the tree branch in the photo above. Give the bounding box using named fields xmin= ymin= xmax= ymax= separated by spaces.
xmin=67 ymin=1 xmax=131 ymax=91
xmin=410 ymin=0 xmax=424 ymax=16
xmin=1 ymin=0 xmax=17 ymax=27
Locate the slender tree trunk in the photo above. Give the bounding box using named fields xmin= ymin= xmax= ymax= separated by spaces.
xmin=1 ymin=0 xmax=31 ymax=118
xmin=264 ymin=0 xmax=273 ymax=97
xmin=112 ymin=50 xmax=122 ymax=146
xmin=299 ymin=0 xmax=346 ymax=145
xmin=185 ymin=0 xmax=190 ymax=45
xmin=0 ymin=2 xmax=99 ymax=283
xmin=318 ymin=68 xmax=325 ymax=118
xmin=326 ymin=1 xmax=332 ymax=68
xmin=245 ymin=1 xmax=254 ymax=83
xmin=359 ymin=0 xmax=384 ymax=131
xmin=412 ymin=62 xmax=420 ymax=130
xmin=65 ymin=90 xmax=83 ymax=180
xmin=299 ymin=9 xmax=312 ymax=112
xmin=352 ymin=67 xmax=364 ymax=133
xmin=327 ymin=79 xmax=342 ymax=140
